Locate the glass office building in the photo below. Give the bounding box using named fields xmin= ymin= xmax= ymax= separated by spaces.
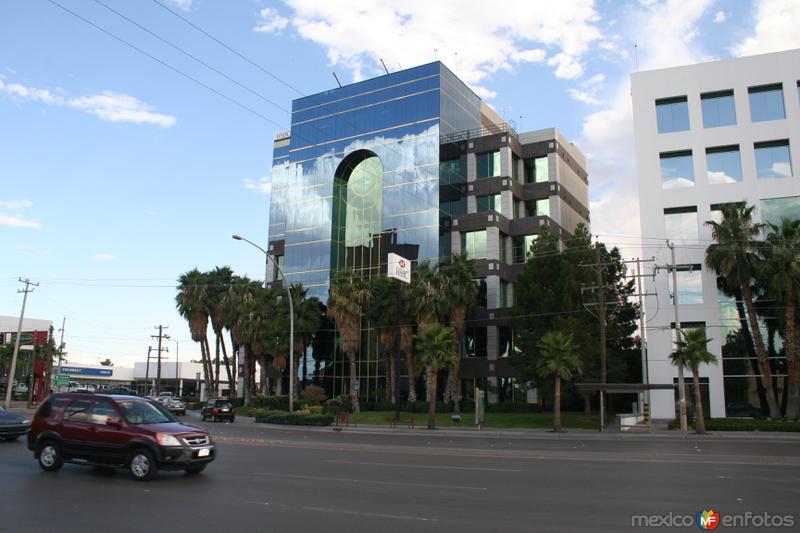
xmin=267 ymin=62 xmax=590 ymax=403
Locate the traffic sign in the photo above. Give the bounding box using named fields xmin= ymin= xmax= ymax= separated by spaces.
xmin=53 ymin=375 xmax=70 ymax=386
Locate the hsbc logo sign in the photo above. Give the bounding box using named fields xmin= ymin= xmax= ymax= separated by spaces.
xmin=388 ymin=253 xmax=411 ymax=284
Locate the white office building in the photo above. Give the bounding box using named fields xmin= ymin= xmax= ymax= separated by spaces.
xmin=632 ymin=49 xmax=800 ymax=419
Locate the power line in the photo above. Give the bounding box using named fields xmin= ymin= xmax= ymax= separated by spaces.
xmin=45 ymin=0 xmax=286 ymax=128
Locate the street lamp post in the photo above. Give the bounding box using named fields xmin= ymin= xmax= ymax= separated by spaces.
xmin=232 ymin=234 xmax=295 ymax=412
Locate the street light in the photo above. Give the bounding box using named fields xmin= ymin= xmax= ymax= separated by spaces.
xmin=232 ymin=234 xmax=295 ymax=412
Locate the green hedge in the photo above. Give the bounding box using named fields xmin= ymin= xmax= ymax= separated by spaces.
xmin=249 ymin=395 xmax=309 ymax=411
xmin=255 ymin=410 xmax=334 ymax=426
xmin=668 ymin=418 xmax=800 ymax=432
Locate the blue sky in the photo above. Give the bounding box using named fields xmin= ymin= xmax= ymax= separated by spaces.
xmin=1 ymin=0 xmax=798 ymax=367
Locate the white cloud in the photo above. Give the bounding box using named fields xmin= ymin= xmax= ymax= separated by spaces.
xmin=244 ymin=177 xmax=272 ymax=195
xmin=0 ymin=199 xmax=40 ymax=229
xmin=169 ymin=0 xmax=191 ymax=11
xmin=0 ymin=79 xmax=176 ymax=127
xmin=254 ymin=7 xmax=289 ymax=33
xmin=577 ymin=0 xmax=715 ymax=259
xmin=91 ymin=253 xmax=117 ymax=261
xmin=568 ymin=73 xmax=606 ymax=105
xmin=0 ymin=214 xmax=41 ymax=229
xmin=733 ymin=0 xmax=800 ymax=57
xmin=713 ymin=10 xmax=726 ymax=22
xmin=270 ymin=0 xmax=602 ymax=94
xmin=0 ymin=200 xmax=33 ymax=210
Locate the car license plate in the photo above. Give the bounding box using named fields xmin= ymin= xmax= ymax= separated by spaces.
xmin=222 ymin=408 xmax=229 ymax=412
xmin=198 ymin=448 xmax=210 ymax=457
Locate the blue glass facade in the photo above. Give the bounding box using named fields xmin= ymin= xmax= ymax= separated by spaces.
xmin=269 ymin=63 xmax=481 ymax=303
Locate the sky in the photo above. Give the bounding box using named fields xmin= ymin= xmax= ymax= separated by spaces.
xmin=1 ymin=0 xmax=799 ymax=368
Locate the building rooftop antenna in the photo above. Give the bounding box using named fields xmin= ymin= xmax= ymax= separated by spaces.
xmin=380 ymin=58 xmax=390 ymax=75
xmin=332 ymin=72 xmax=342 ymax=88
xmin=634 ymin=44 xmax=639 ymax=72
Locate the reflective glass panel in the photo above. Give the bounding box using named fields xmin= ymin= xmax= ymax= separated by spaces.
xmin=656 ymin=97 xmax=689 ymax=133
xmin=755 ymin=141 xmax=792 ymax=180
xmin=668 ymin=265 xmax=703 ymax=305
xmin=664 ymin=207 xmax=699 ymax=242
xmin=760 ymin=197 xmax=800 ymax=225
xmin=461 ymin=230 xmax=487 ymax=259
xmin=476 ymin=194 xmax=501 ymax=213
xmin=749 ymin=84 xmax=785 ymax=122
xmin=535 ymin=157 xmax=549 ymax=182
xmin=660 ymin=151 xmax=695 ymax=188
xmin=476 ymin=151 xmax=501 ymax=179
xmin=701 ymin=91 xmax=736 ymax=128
xmin=706 ymin=146 xmax=742 ymax=184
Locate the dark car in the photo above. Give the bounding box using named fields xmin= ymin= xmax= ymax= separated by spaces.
xmin=0 ymin=405 xmax=30 ymax=441
xmin=200 ymin=399 xmax=235 ymax=422
xmin=164 ymin=398 xmax=186 ymax=416
xmin=27 ymin=393 xmax=215 ymax=481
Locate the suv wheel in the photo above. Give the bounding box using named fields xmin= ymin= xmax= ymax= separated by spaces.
xmin=128 ymin=449 xmax=158 ymax=481
xmin=38 ymin=441 xmax=63 ymax=472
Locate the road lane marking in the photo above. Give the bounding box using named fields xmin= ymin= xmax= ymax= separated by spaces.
xmin=301 ymin=506 xmax=439 ymax=522
xmin=254 ymin=472 xmax=488 ymax=491
xmin=323 ymin=459 xmax=523 ymax=472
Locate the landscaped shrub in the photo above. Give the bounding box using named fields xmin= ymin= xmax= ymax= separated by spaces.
xmin=250 ymin=395 xmax=308 ymax=411
xmin=668 ymin=418 xmax=800 ymax=431
xmin=360 ymin=400 xmax=395 ymax=412
xmin=324 ymin=397 xmax=351 ymax=414
xmin=486 ymin=403 xmax=542 ymax=413
xmin=255 ymin=410 xmax=334 ymax=426
xmin=301 ymin=384 xmax=327 ymax=405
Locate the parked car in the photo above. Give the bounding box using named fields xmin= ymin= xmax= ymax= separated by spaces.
xmin=27 ymin=393 xmax=215 ymax=481
xmin=163 ymin=398 xmax=186 ymax=416
xmin=200 ymin=399 xmax=235 ymax=422
xmin=0 ymin=405 xmax=30 ymax=441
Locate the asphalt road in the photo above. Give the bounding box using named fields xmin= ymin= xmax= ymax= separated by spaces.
xmin=2 ymin=414 xmax=799 ymax=533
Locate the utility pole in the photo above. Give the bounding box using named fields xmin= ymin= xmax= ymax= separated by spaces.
xmin=4 ymin=278 xmax=38 ymax=409
xmin=627 ymin=258 xmax=656 ymax=425
xmin=667 ymin=241 xmax=688 ymax=434
xmin=145 ymin=346 xmax=153 ymax=395
xmin=56 ymin=317 xmax=66 ymax=392
xmin=152 ymin=325 xmax=170 ymax=395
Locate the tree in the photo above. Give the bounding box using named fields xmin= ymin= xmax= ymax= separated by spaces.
xmin=536 ymin=331 xmax=582 ymax=432
xmin=408 ymin=261 xmax=449 ymax=404
xmin=176 ymin=269 xmax=213 ymax=390
xmin=414 ymin=323 xmax=457 ymax=429
xmin=440 ymin=252 xmax=477 ymax=413
xmin=206 ymin=266 xmax=234 ymax=397
xmin=99 ymin=358 xmax=113 ymax=367
xmin=705 ymin=204 xmax=781 ymax=419
xmin=762 ymin=218 xmax=800 ymax=419
xmin=366 ymin=276 xmax=402 ymax=404
xmin=222 ymin=276 xmax=261 ymax=405
xmin=327 ymin=269 xmax=368 ymax=414
xmin=290 ymin=284 xmax=324 ymax=398
xmin=671 ymin=328 xmax=718 ymax=433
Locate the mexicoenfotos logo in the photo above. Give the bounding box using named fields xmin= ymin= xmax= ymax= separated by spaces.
xmin=696 ymin=510 xmax=720 ymax=530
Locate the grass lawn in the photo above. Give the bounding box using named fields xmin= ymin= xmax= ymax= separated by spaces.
xmin=345 ymin=410 xmax=601 ymax=430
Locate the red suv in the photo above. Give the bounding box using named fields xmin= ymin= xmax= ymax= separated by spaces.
xmin=27 ymin=393 xmax=215 ymax=481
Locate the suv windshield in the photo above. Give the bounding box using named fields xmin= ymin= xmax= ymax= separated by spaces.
xmin=118 ymin=400 xmax=177 ymax=425
xmin=214 ymin=401 xmax=233 ymax=409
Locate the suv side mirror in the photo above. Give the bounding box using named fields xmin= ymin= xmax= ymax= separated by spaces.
xmin=106 ymin=417 xmax=123 ymax=428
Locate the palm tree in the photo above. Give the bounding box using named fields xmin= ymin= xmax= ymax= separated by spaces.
xmin=440 ymin=253 xmax=477 ymax=413
xmin=414 ymin=323 xmax=457 ymax=429
xmin=409 ymin=261 xmax=449 ymax=404
xmin=762 ymin=218 xmax=800 ymax=419
xmin=327 ymin=269 xmax=368 ymax=414
xmin=289 ymin=284 xmax=324 ymax=399
xmin=176 ymin=269 xmax=213 ymax=389
xmin=222 ymin=276 xmax=260 ymax=405
xmin=537 ymin=331 xmax=582 ymax=432
xmin=705 ymin=204 xmax=781 ymax=419
xmin=207 ymin=266 xmax=234 ymax=396
xmin=366 ymin=276 xmax=401 ymax=403
xmin=671 ymin=328 xmax=718 ymax=433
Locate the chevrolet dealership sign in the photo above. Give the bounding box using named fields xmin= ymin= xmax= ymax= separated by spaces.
xmin=387 ymin=253 xmax=411 ymax=284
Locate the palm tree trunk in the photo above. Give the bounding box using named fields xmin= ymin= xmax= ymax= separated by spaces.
xmin=785 ymin=298 xmax=799 ymax=420
xmin=691 ymin=367 xmax=706 ymax=434
xmin=199 ymin=340 xmax=211 ymax=396
xmin=734 ymin=295 xmax=768 ymax=412
xmin=219 ymin=334 xmax=233 ymax=399
xmin=742 ymin=284 xmax=781 ymax=419
xmin=428 ymin=368 xmax=438 ymax=429
xmin=444 ymin=358 xmax=461 ymax=413
xmin=242 ymin=345 xmax=251 ymax=406
xmin=302 ymin=344 xmax=308 ymax=390
xmin=401 ymin=326 xmax=416 ymax=402
xmin=386 ymin=349 xmax=395 ymax=403
xmin=349 ymin=351 xmax=360 ymax=414
xmin=553 ymin=374 xmax=562 ymax=432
